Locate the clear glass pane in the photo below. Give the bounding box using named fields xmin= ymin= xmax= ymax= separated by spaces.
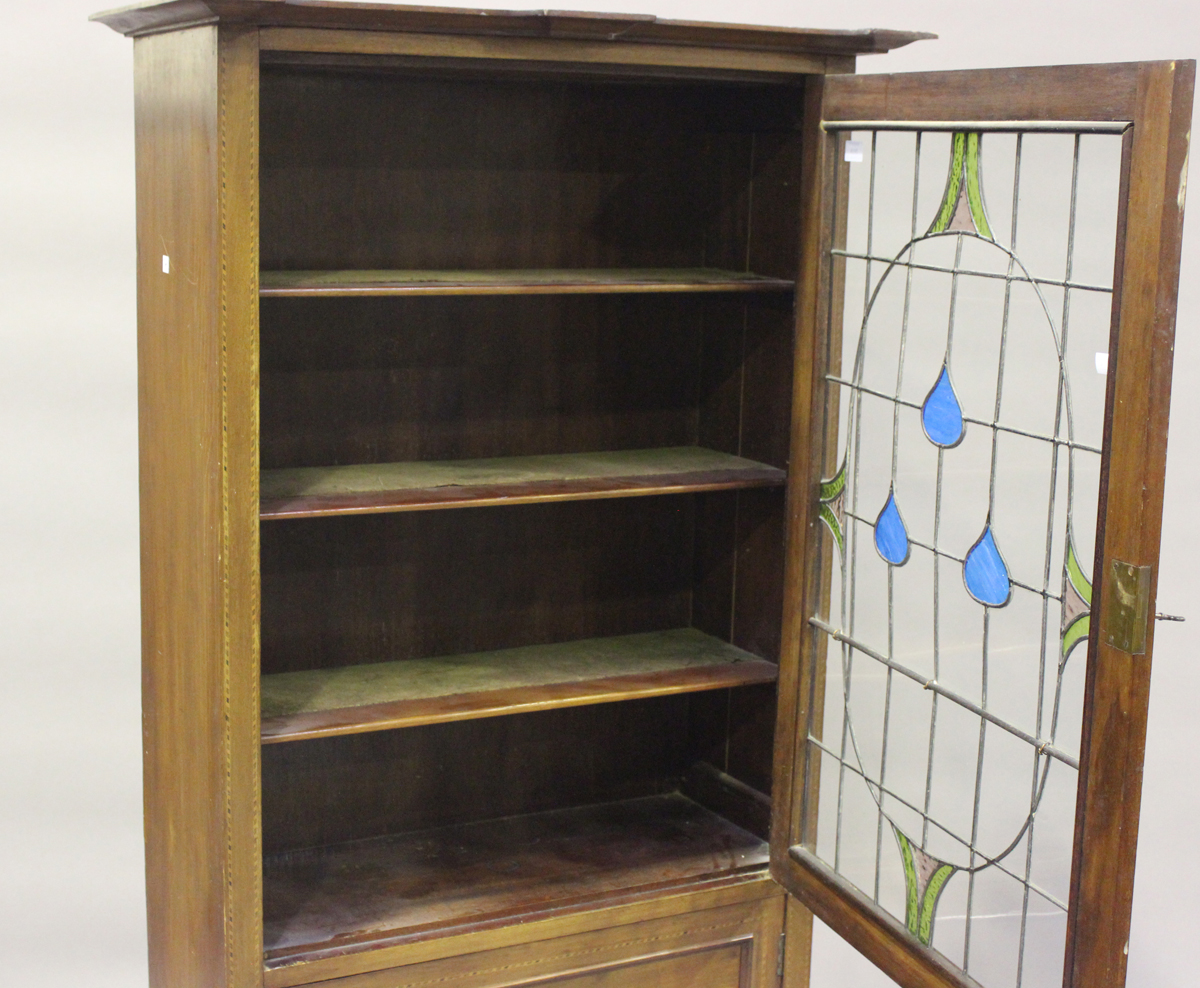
xmin=808 ymin=128 xmax=1123 ymax=987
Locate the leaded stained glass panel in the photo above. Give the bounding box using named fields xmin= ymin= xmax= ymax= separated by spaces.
xmin=804 ymin=127 xmax=1123 ymax=988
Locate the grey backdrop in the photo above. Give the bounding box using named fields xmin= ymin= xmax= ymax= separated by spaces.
xmin=2 ymin=2 xmax=1194 ymax=985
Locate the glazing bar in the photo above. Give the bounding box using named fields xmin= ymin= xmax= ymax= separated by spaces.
xmin=826 ymin=376 xmax=1104 ymax=454
xmin=822 ymin=120 xmax=1131 ymax=134
xmin=831 ymin=248 xmax=1112 ymax=294
xmin=808 ymin=616 xmax=1080 ymax=770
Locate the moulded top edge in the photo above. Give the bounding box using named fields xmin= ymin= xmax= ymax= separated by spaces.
xmin=92 ymin=0 xmax=935 ymax=58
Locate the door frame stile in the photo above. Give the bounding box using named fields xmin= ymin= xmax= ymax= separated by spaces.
xmin=771 ymin=69 xmax=850 ymax=988
xmin=1065 ymin=57 xmax=1194 ymax=988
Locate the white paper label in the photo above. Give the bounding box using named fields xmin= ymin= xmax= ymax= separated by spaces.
xmin=844 ymin=140 xmax=864 ymax=163
xmin=162 ymin=254 xmax=170 ymax=274
xmin=1095 ymin=352 xmax=1109 ymax=374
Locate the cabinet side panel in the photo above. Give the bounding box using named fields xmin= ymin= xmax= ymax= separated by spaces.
xmin=135 ymin=25 xmax=258 ymax=988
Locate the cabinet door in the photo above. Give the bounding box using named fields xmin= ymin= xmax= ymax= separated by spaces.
xmin=771 ymin=62 xmax=1193 ymax=988
xmin=274 ymin=896 xmax=786 ymax=988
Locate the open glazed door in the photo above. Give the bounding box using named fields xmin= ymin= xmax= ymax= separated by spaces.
xmin=772 ymin=62 xmax=1194 ymax=988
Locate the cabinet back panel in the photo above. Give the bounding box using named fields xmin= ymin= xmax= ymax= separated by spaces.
xmin=261 ymin=697 xmax=690 ymax=852
xmin=261 ymin=496 xmax=698 ymax=674
xmin=729 ymin=487 xmax=787 ymax=661
xmin=260 ymin=69 xmax=803 ymax=270
xmin=260 ymin=294 xmax=708 ymax=468
xmin=692 ymin=296 xmax=796 ymax=472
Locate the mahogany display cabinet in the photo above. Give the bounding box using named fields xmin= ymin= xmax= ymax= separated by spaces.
xmin=93 ymin=3 xmax=1193 ymax=988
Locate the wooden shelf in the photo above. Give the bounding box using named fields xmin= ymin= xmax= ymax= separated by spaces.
xmin=262 ymin=792 xmax=769 ymax=968
xmin=261 ymin=628 xmax=778 ymax=743
xmin=260 ymin=446 xmax=787 ymax=520
xmin=259 ymin=267 xmax=795 ymax=297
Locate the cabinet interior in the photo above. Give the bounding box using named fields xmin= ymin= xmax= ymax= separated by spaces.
xmin=257 ymin=60 xmax=805 ymax=967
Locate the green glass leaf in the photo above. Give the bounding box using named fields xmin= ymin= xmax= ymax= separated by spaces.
xmin=894 ymin=826 xmax=957 ymax=947
xmin=928 ymin=132 xmax=993 ymax=240
xmin=820 ymin=503 xmax=844 ymax=557
xmin=918 ymin=862 xmax=957 ymax=945
xmin=1062 ymin=614 xmax=1091 ymax=659
xmin=819 ymin=460 xmax=847 ymax=560
xmin=929 ymin=133 xmax=967 ymax=235
xmin=1062 ymin=536 xmax=1093 ymax=659
xmin=820 ymin=458 xmax=847 ymax=502
xmin=1066 ymin=538 xmax=1093 ymax=606
xmin=964 ymin=132 xmax=993 ymax=239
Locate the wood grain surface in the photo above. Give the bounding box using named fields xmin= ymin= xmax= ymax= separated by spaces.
xmin=216 ymin=26 xmax=265 ymax=988
xmin=260 ymin=267 xmax=795 ymax=297
xmin=94 ymin=2 xmax=932 ymax=60
xmin=261 ymin=628 xmax=778 ymax=742
xmin=259 ymin=293 xmax=713 ymax=470
xmin=263 ymin=794 xmax=769 ymax=966
xmin=261 ymin=696 xmax=699 ymax=853
xmin=821 ymin=62 xmax=1148 ymax=124
xmin=264 ymin=888 xmax=785 ymax=988
xmin=261 ymin=496 xmax=699 ymax=674
xmin=788 ymin=848 xmax=982 ymax=988
xmin=1064 ymin=59 xmax=1195 ymax=988
xmin=260 ymin=447 xmax=786 ymax=518
xmin=133 ymin=24 xmax=263 ymax=988
xmin=259 ymin=70 xmax=802 ymax=272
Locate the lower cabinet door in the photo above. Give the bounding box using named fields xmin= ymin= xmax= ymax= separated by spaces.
xmin=547 ymin=940 xmax=750 ymax=988
xmin=289 ymin=893 xmax=786 ymax=988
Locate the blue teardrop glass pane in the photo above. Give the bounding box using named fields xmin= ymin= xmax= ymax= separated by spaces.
xmin=874 ymin=489 xmax=911 ymax=566
xmin=963 ymin=525 xmax=1011 ymax=607
xmin=922 ymin=365 xmax=965 ymax=448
